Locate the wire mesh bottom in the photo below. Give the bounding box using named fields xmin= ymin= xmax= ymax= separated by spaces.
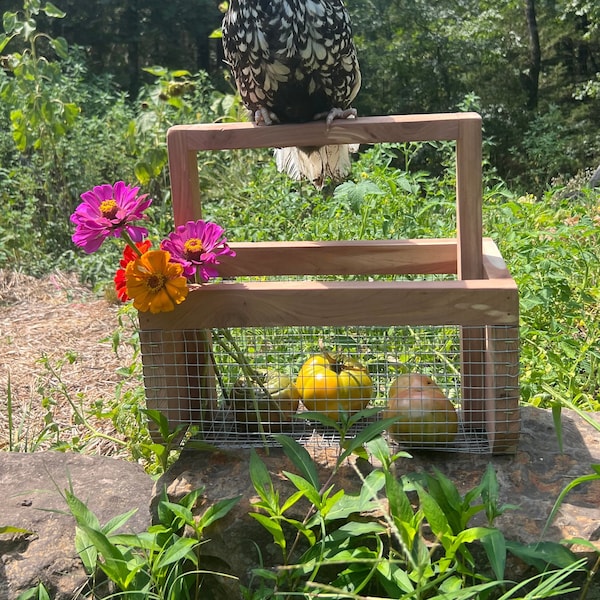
xmin=139 ymin=325 xmax=519 ymax=453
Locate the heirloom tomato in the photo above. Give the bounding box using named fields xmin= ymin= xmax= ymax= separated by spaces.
xmin=231 ymin=370 xmax=300 ymax=431
xmin=383 ymin=373 xmax=458 ymax=446
xmin=295 ymin=353 xmax=373 ymax=420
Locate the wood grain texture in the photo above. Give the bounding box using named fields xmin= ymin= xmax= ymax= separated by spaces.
xmin=485 ymin=325 xmax=521 ymax=453
xmin=217 ymin=239 xmax=458 ymax=277
xmin=456 ymin=116 xmax=483 ymax=280
xmin=166 ymin=113 xmax=479 ymax=151
xmin=138 ymin=279 xmax=519 ymax=330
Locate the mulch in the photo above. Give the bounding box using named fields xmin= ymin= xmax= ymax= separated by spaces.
xmin=0 ymin=269 xmax=137 ymax=455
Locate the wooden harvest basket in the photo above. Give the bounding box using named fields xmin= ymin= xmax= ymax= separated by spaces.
xmin=138 ymin=113 xmax=520 ymax=454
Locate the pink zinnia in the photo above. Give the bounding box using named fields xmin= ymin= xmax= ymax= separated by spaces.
xmin=71 ymin=181 xmax=152 ymax=253
xmin=160 ymin=220 xmax=236 ymax=282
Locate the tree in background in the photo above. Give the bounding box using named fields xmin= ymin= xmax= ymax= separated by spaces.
xmin=2 ymin=0 xmax=224 ymax=97
xmin=1 ymin=0 xmax=598 ymax=191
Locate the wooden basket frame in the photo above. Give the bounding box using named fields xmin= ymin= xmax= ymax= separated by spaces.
xmin=139 ymin=113 xmax=520 ymax=453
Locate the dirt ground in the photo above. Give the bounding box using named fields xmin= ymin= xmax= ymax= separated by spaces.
xmin=0 ymin=269 xmax=137 ymax=455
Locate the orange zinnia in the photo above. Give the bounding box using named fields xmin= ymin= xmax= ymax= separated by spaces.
xmin=125 ymin=250 xmax=188 ymax=313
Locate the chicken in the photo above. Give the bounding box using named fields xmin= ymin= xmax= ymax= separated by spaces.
xmin=222 ymin=0 xmax=361 ymax=187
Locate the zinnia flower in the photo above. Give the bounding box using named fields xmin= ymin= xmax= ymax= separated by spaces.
xmin=71 ymin=181 xmax=152 ymax=253
xmin=161 ymin=220 xmax=236 ymax=282
xmin=125 ymin=250 xmax=189 ymax=313
xmin=114 ymin=239 xmax=152 ymax=302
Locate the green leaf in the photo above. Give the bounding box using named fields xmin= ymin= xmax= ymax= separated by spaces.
xmin=416 ymin=483 xmax=450 ymax=537
xmin=22 ymin=18 xmax=36 ymax=41
xmin=78 ymin=524 xmax=131 ymax=588
xmin=75 ymin=526 xmax=97 ymax=573
xmin=209 ymin=28 xmax=223 ymax=39
xmin=2 ymin=12 xmax=18 ymax=35
xmin=397 ymin=175 xmax=415 ymax=193
xmin=505 ymin=540 xmax=578 ymax=571
xmin=249 ymin=449 xmax=275 ymax=506
xmin=295 ymin=410 xmax=339 ymax=429
xmin=0 ymin=525 xmax=33 ymax=535
xmin=280 ymin=489 xmax=306 ymax=513
xmin=50 ymin=36 xmax=68 ymax=59
xmin=42 ymin=2 xmax=66 ymax=18
xmin=272 ymin=434 xmax=320 ymax=490
xmin=551 ymin=402 xmax=563 ymax=453
xmin=542 ymin=470 xmax=600 ymax=539
xmin=143 ymin=147 xmax=167 ymax=176
xmin=64 ymin=490 xmax=101 ymax=531
xmin=364 ymin=435 xmax=391 ymax=465
xmin=281 ymin=515 xmax=316 ymax=545
xmin=15 ymin=582 xmax=51 ymax=600
xmin=338 ymin=416 xmax=398 ymax=464
xmin=155 ymin=536 xmax=198 ymax=570
xmin=249 ymin=512 xmax=286 ymax=550
xmin=0 ymin=33 xmax=14 ymax=53
xmin=198 ymin=495 xmax=241 ymax=529
xmin=318 ymin=487 xmax=346 ymax=519
xmin=141 ymin=408 xmax=171 ymax=440
xmin=159 ymin=501 xmax=194 ymax=528
xmin=385 ymin=471 xmax=413 ymax=524
xmin=134 ymin=162 xmax=152 ymax=186
xmin=102 ymin=509 xmax=138 ymax=536
xmin=480 ymin=528 xmax=506 ymax=580
xmin=283 ymin=470 xmax=322 ymax=506
xmin=143 ymin=65 xmax=169 ymax=77
xmin=178 ymin=487 xmax=205 ymax=511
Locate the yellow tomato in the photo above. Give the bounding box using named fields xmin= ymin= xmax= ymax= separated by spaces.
xmin=383 ymin=373 xmax=458 ymax=446
xmin=295 ymin=353 xmax=373 ymax=420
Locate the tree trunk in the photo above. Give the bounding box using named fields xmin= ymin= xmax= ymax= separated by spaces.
xmin=524 ymin=0 xmax=541 ymax=109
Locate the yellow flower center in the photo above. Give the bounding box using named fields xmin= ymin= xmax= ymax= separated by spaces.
xmin=183 ymin=238 xmax=204 ymax=260
xmin=100 ymin=199 xmax=118 ymax=219
xmin=146 ymin=273 xmax=167 ymax=292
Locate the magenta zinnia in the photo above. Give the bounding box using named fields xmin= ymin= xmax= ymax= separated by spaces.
xmin=160 ymin=219 xmax=236 ymax=282
xmin=71 ymin=181 xmax=152 ymax=253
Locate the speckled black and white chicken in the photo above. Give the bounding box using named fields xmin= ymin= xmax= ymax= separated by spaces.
xmin=222 ymin=0 xmax=361 ymax=187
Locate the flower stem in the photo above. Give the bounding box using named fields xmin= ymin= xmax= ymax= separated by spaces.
xmin=120 ymin=230 xmax=144 ymax=257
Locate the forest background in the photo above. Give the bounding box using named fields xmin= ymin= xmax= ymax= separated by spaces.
xmin=0 ymin=0 xmax=599 ymax=411
xmin=3 ymin=0 xmax=599 ymax=185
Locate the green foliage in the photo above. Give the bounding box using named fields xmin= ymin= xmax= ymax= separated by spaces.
xmin=0 ymin=0 xmax=74 ymax=152
xmin=15 ymin=582 xmax=51 ymax=600
xmin=64 ymin=484 xmax=241 ymax=598
xmin=483 ymin=187 xmax=600 ymax=409
xmin=243 ymin=433 xmax=588 ymax=598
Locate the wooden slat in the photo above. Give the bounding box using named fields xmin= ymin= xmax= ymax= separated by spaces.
xmin=456 ymin=116 xmax=483 ymax=280
xmin=455 ymin=116 xmax=484 ymax=430
xmin=166 ymin=113 xmax=482 ymax=226
xmin=485 ymin=325 xmax=521 ymax=453
xmin=167 ymin=113 xmax=478 ymax=151
xmin=217 ymin=239 xmax=458 ymax=277
xmin=138 ymin=279 xmax=519 ymax=330
xmin=482 ymin=238 xmax=514 ymax=280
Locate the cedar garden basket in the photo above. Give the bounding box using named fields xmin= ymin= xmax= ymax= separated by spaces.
xmin=138 ymin=113 xmax=520 ymax=454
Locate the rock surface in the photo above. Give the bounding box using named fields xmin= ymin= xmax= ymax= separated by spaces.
xmin=0 ymin=453 xmax=153 ymax=600
xmin=1 ymin=406 xmax=600 ymax=599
